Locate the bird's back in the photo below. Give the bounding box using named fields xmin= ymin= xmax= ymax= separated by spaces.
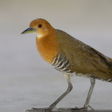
xmin=54 ymin=29 xmax=112 ymax=82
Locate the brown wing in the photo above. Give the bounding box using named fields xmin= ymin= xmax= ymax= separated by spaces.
xmin=55 ymin=29 xmax=112 ymax=80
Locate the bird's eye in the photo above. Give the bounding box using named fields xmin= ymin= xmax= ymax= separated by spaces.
xmin=38 ymin=24 xmax=42 ymax=28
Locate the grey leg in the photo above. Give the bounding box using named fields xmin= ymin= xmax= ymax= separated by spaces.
xmin=32 ymin=74 xmax=72 ymax=111
xmin=84 ymin=78 xmax=95 ymax=109
xmin=49 ymin=74 xmax=73 ymax=108
xmin=74 ymin=77 xmax=95 ymax=110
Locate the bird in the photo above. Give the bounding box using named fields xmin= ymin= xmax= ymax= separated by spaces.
xmin=21 ymin=18 xmax=112 ymax=111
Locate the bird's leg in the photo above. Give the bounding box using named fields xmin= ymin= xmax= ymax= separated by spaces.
xmin=84 ymin=78 xmax=95 ymax=109
xmin=32 ymin=74 xmax=73 ymax=111
xmin=74 ymin=77 xmax=95 ymax=111
xmin=49 ymin=74 xmax=73 ymax=109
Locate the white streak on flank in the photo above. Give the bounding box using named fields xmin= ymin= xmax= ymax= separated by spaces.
xmin=51 ymin=54 xmax=112 ymax=83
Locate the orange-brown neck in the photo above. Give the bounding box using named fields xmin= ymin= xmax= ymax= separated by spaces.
xmin=36 ymin=30 xmax=59 ymax=64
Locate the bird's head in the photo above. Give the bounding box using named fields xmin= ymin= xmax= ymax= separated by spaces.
xmin=21 ymin=18 xmax=54 ymax=38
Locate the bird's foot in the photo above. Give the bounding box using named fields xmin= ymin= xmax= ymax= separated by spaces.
xmin=32 ymin=107 xmax=52 ymax=111
xmin=71 ymin=105 xmax=94 ymax=111
xmin=25 ymin=107 xmax=58 ymax=112
xmin=25 ymin=106 xmax=94 ymax=112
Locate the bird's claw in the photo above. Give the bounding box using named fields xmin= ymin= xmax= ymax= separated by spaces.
xmin=71 ymin=105 xmax=94 ymax=111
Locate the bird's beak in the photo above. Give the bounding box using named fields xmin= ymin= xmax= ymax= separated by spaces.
xmin=21 ymin=27 xmax=35 ymax=34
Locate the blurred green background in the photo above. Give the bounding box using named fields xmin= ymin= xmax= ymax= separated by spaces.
xmin=0 ymin=0 xmax=112 ymax=112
